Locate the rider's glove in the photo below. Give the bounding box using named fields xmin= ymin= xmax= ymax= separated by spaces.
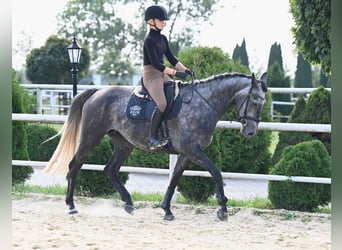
xmin=185 ymin=69 xmax=195 ymax=77
xmin=175 ymin=71 xmax=188 ymax=80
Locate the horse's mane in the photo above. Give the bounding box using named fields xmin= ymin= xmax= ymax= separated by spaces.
xmin=178 ymin=72 xmax=267 ymax=92
xmin=196 ymin=72 xmax=250 ymax=84
xmin=178 ymin=72 xmax=250 ymax=87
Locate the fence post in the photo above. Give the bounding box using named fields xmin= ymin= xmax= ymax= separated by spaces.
xmin=37 ymin=88 xmax=42 ymax=114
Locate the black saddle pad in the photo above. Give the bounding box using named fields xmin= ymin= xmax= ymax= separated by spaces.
xmin=126 ymin=81 xmax=182 ymax=122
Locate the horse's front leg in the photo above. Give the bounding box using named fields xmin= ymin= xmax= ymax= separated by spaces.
xmin=160 ymin=155 xmax=190 ymax=221
xmin=187 ymin=145 xmax=228 ymax=221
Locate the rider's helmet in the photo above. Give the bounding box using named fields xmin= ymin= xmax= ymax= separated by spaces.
xmin=144 ymin=5 xmax=169 ymax=21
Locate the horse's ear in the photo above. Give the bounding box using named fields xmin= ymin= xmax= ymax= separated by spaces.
xmin=251 ymin=73 xmax=258 ymax=87
xmin=260 ymin=72 xmax=268 ymax=92
xmin=260 ymin=72 xmax=267 ymax=85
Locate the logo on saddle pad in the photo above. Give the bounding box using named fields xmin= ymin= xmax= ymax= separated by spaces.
xmin=126 ymin=81 xmax=182 ymax=122
xmin=129 ymin=105 xmax=142 ymax=117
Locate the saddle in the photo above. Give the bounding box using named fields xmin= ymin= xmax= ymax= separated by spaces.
xmin=126 ymin=79 xmax=182 ymax=122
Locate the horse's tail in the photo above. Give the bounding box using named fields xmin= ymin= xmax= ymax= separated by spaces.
xmin=44 ymin=88 xmax=98 ymax=176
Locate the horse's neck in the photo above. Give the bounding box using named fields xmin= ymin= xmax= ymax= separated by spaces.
xmin=197 ymin=77 xmax=249 ymax=118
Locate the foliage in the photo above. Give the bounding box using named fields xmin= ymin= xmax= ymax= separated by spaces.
xmin=319 ymin=70 xmax=330 ymax=87
xmin=232 ymin=38 xmax=249 ymax=70
xmin=126 ymin=149 xmax=168 ymax=169
xmin=294 ymin=53 xmax=312 ymax=89
xmin=272 ymin=95 xmax=313 ymax=165
xmin=175 ymin=46 xmax=250 ymax=78
xmin=290 ymin=0 xmax=331 ymax=75
xmin=75 ymin=136 xmax=129 ymax=197
xmin=267 ymin=63 xmax=292 ymax=121
xmin=267 ymin=42 xmax=284 ymax=72
xmin=268 ymin=140 xmax=331 ymax=212
xmin=272 ymin=86 xmax=331 ymax=166
xmin=25 ymin=35 xmax=90 ymax=84
xmin=303 ymin=86 xmax=331 ymax=125
xmin=57 ymin=0 xmax=219 ymax=75
xmin=12 ymin=69 xmax=32 ymax=184
xmin=303 ymin=86 xmax=331 ymax=154
xmin=26 ymin=125 xmax=61 ymax=161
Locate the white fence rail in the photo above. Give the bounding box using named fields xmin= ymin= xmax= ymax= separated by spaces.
xmin=12 ymin=113 xmax=331 ymax=185
xmin=12 ymin=160 xmax=331 ymax=184
xmin=12 ymin=113 xmax=331 ymax=133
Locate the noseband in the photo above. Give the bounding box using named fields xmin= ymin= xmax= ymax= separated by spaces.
xmin=237 ymin=84 xmax=262 ymax=127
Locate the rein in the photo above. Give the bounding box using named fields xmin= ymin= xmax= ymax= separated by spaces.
xmin=182 ymin=74 xmax=218 ymax=118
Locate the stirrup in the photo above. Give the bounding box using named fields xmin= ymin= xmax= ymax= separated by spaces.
xmin=148 ymin=137 xmax=168 ymax=150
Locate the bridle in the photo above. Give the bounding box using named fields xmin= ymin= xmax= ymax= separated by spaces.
xmin=237 ymin=83 xmax=263 ymax=127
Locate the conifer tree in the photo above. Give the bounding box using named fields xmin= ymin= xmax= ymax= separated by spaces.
xmin=294 ymin=53 xmax=312 ymax=88
xmin=12 ymin=69 xmax=33 ymax=184
xmin=267 ymin=63 xmax=292 ymax=121
xmin=232 ymin=38 xmax=249 ymax=69
xmin=267 ymin=42 xmax=284 ymax=72
xmin=319 ymin=70 xmax=330 ymax=87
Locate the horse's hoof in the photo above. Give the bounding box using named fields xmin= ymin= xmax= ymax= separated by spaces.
xmin=69 ymin=208 xmax=78 ymax=215
xmin=163 ymin=214 xmax=175 ymax=221
xmin=124 ymin=205 xmax=134 ymax=215
xmin=217 ymin=210 xmax=228 ymax=221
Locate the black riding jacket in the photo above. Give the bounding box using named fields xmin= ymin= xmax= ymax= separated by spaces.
xmin=143 ymin=29 xmax=178 ymax=72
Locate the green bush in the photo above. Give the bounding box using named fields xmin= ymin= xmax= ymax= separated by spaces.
xmin=272 ymin=95 xmax=310 ymax=165
xmin=268 ymin=140 xmax=331 ymax=211
xmin=272 ymin=87 xmax=331 ymax=166
xmin=303 ymin=86 xmax=331 ymax=154
xmin=12 ymin=69 xmax=32 ymax=184
xmin=26 ymin=125 xmax=61 ymax=161
xmin=126 ymin=149 xmax=168 ymax=169
xmin=75 ymin=136 xmax=129 ymax=196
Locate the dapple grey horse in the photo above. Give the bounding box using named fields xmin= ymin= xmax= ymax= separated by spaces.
xmin=45 ymin=72 xmax=267 ymax=221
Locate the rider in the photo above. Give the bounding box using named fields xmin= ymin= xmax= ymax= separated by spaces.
xmin=143 ymin=5 xmax=193 ymax=150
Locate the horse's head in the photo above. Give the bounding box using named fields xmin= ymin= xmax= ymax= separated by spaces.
xmin=235 ymin=73 xmax=267 ymax=137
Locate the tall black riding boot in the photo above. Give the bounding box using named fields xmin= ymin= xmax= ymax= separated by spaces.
xmin=148 ymin=108 xmax=167 ymax=150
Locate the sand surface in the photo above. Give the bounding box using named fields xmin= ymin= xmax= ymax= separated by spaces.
xmin=12 ymin=194 xmax=331 ymax=249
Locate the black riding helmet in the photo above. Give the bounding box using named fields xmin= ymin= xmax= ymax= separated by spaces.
xmin=144 ymin=5 xmax=169 ymax=21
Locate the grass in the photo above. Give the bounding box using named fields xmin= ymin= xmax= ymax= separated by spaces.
xmin=12 ymin=183 xmax=330 ymax=214
xmin=12 ymin=184 xmax=67 ymax=200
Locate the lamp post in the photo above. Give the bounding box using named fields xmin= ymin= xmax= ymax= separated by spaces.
xmin=67 ymin=34 xmax=82 ymax=97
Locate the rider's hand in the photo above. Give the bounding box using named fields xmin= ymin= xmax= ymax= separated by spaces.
xmin=185 ymin=69 xmax=195 ymax=77
xmin=175 ymin=71 xmax=188 ymax=80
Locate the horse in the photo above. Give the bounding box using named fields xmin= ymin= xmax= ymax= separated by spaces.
xmin=44 ymin=72 xmax=268 ymax=221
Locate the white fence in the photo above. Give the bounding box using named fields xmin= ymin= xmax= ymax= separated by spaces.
xmin=12 ymin=113 xmax=331 ymax=185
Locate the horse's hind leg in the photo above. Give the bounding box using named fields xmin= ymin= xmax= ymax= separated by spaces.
xmin=66 ymin=135 xmax=104 ymax=214
xmin=160 ymin=155 xmax=191 ymax=221
xmin=104 ymin=132 xmax=134 ymax=214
